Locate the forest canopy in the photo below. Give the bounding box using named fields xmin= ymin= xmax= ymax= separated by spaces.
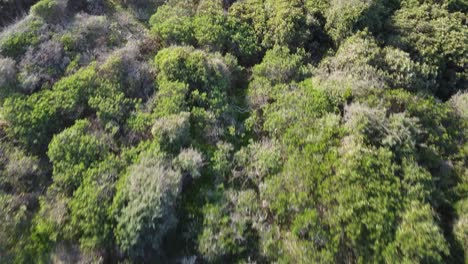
xmin=0 ymin=0 xmax=467 ymax=263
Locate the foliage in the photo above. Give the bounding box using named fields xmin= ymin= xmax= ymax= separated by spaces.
xmin=152 ymin=112 xmax=191 ymax=149
xmin=386 ymin=201 xmax=449 ymax=263
xmin=318 ymin=31 xmax=435 ymax=93
xmin=0 ymin=57 xmax=16 ymax=97
xmin=114 ymin=153 xmax=182 ymax=258
xmin=31 ymin=0 xmax=67 ymax=23
xmin=454 ymin=198 xmax=468 ymax=263
xmin=0 ymin=0 xmax=466 ymax=263
xmin=198 ymin=189 xmax=259 ymax=262
xmin=323 ymin=0 xmax=397 ymax=44
xmin=0 ymin=17 xmax=43 ymax=59
xmin=68 ymin=156 xmax=123 ymax=250
xmin=149 ymin=4 xmax=195 ymax=46
xmin=193 ymin=0 xmax=228 ymax=51
xmin=389 ymin=2 xmax=468 ymax=98
xmin=48 ymin=119 xmax=110 ymax=193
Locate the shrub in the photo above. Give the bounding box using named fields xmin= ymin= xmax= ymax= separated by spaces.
xmin=174 ymin=148 xmax=204 ymax=179
xmin=318 ymin=31 xmax=435 ymax=93
xmin=229 ymin=0 xmax=320 ymax=51
xmin=68 ymin=157 xmax=123 ymax=250
xmin=323 ymin=141 xmax=402 ymax=263
xmin=18 ymin=40 xmax=65 ymax=93
xmin=262 ymin=0 xmax=310 ymax=49
xmin=31 ymin=0 xmax=67 ymax=23
xmin=247 ymin=45 xmax=308 ymax=112
xmin=450 ymin=92 xmax=468 ymax=120
xmin=386 ymin=201 xmax=449 ymax=263
xmin=211 ymin=141 xmax=234 ymax=183
xmin=262 ymin=80 xmax=334 ymax=137
xmin=154 ymin=46 xmax=236 ymax=114
xmin=2 ymin=92 xmax=60 ymax=152
xmin=0 ymin=193 xmax=32 ymax=263
xmin=2 ymin=64 xmax=99 ymax=152
xmin=149 ymin=4 xmax=195 ymax=46
xmin=389 ymin=3 xmax=468 ymax=97
xmin=0 ymin=17 xmax=42 ymax=59
xmin=2 ymin=147 xmax=40 ymax=193
xmin=233 ymin=139 xmax=282 ymax=186
xmin=48 ymin=120 xmax=110 ymax=193
xmin=193 ymin=0 xmax=228 ymax=51
xmin=198 ymin=189 xmax=259 ymax=262
xmin=115 ymin=155 xmax=182 ymax=257
xmin=61 ymin=14 xmax=110 ymax=53
xmin=118 ymin=0 xmax=165 ymax=21
xmin=454 ymin=199 xmax=468 ymax=263
xmin=324 ymin=0 xmax=397 ymax=44
xmin=0 ymin=57 xmax=16 ymax=96
xmin=83 ymin=0 xmax=107 ymax=15
xmin=251 ymin=45 xmax=308 ymax=87
xmin=344 ymin=102 xmax=422 ymax=154
xmin=226 ymin=15 xmax=260 ymax=65
xmin=153 ymin=80 xmax=189 ymax=117
xmin=151 ymin=112 xmax=191 ymax=149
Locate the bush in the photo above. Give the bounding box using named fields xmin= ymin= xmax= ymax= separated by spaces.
xmin=18 ymin=40 xmax=66 ymax=93
xmin=262 ymin=0 xmax=310 ymax=49
xmin=68 ymin=157 xmax=123 ymax=250
xmin=211 ymin=141 xmax=234 ymax=183
xmin=1 ymin=147 xmax=40 ymax=193
xmin=151 ymin=112 xmax=191 ymax=149
xmin=247 ymin=45 xmax=308 ymax=112
xmin=323 ymin=141 xmax=402 ymax=263
xmin=321 ymin=0 xmax=398 ymax=44
xmin=153 ymin=80 xmax=189 ymax=117
xmin=450 ymin=92 xmax=468 ymax=120
xmin=229 ymin=0 xmax=321 ymax=52
xmin=0 ymin=193 xmax=33 ymax=263
xmin=118 ymin=0 xmax=165 ymax=21
xmin=174 ymin=148 xmax=204 ymax=179
xmin=198 ymin=189 xmax=259 ymax=262
xmin=344 ymin=102 xmax=422 ymax=154
xmin=386 ymin=201 xmax=449 ymax=263
xmin=261 ymin=80 xmax=334 ymax=137
xmin=61 ymin=14 xmax=110 ymax=53
xmin=115 ymin=154 xmax=182 ymax=258
xmin=225 ymin=15 xmax=259 ymax=65
xmin=454 ymin=199 xmax=468 ymax=263
xmin=193 ymin=0 xmax=228 ymax=51
xmin=233 ymin=139 xmax=282 ymax=186
xmin=31 ymin=0 xmax=67 ymax=23
xmin=2 ymin=92 xmax=60 ymax=152
xmin=48 ymin=120 xmax=110 ymax=193
xmin=0 ymin=57 xmax=16 ymax=96
xmin=154 ymin=46 xmax=236 ymax=115
xmin=318 ymin=31 xmax=436 ymax=93
xmin=150 ymin=4 xmax=195 ymax=46
xmin=0 ymin=17 xmax=42 ymax=59
xmin=251 ymin=45 xmax=308 ymax=86
xmin=389 ymin=3 xmax=468 ymax=97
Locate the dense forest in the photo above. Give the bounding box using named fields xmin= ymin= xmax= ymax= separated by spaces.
xmin=0 ymin=0 xmax=467 ymax=263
